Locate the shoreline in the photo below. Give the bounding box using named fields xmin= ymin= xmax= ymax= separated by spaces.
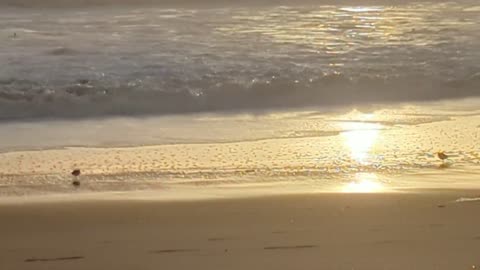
xmin=0 ymin=186 xmax=479 ymax=205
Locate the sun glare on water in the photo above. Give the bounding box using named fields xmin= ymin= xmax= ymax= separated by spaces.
xmin=340 ymin=6 xmax=384 ymax=12
xmin=340 ymin=121 xmax=381 ymax=164
xmin=342 ymin=173 xmax=384 ymax=193
xmin=339 ymin=114 xmax=385 ymax=193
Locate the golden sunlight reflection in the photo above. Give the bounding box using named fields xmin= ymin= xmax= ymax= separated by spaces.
xmin=340 ymin=121 xmax=381 ymax=164
xmin=216 ymin=4 xmax=453 ymax=57
xmin=340 ymin=7 xmax=384 ymax=12
xmin=342 ymin=173 xmax=383 ymax=193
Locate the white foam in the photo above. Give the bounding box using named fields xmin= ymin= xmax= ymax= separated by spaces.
xmin=455 ymin=197 xmax=480 ymax=203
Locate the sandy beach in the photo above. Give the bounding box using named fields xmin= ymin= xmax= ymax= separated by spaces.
xmin=1 ymin=191 xmax=479 ymax=270
xmin=0 ymin=99 xmax=478 ymax=270
xmin=1 ymin=1 xmax=479 ymax=269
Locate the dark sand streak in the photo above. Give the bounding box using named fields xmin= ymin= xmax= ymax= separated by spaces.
xmin=264 ymin=245 xmax=316 ymax=250
xmin=150 ymin=249 xmax=199 ymax=254
xmin=25 ymin=256 xmax=84 ymax=262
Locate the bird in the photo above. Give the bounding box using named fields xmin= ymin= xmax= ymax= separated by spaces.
xmin=71 ymin=169 xmax=81 ymax=177
xmin=437 ymin=151 xmax=448 ymax=161
xmin=71 ymin=169 xmax=81 ymax=187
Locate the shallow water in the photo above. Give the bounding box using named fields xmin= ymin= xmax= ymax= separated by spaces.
xmin=0 ymin=100 xmax=479 ymax=196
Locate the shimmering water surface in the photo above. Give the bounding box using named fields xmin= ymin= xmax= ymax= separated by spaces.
xmin=0 ymin=2 xmax=479 ymax=119
xmin=0 ymin=101 xmax=479 ymax=195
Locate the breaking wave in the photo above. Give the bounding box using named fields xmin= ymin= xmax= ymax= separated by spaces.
xmin=1 ymin=2 xmax=479 ymax=120
xmin=1 ymin=73 xmax=479 ymax=120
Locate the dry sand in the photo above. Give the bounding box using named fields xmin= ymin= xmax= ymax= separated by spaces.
xmin=1 ymin=191 xmax=480 ymax=270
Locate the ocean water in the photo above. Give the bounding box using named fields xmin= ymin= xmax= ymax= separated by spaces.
xmin=0 ymin=1 xmax=479 ymax=197
xmin=0 ymin=1 xmax=479 ymax=120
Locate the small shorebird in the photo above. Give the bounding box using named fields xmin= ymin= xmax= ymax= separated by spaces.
xmin=71 ymin=169 xmax=81 ymax=187
xmin=437 ymin=151 xmax=448 ymax=161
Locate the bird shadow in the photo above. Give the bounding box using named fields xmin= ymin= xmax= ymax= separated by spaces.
xmin=437 ymin=163 xmax=452 ymax=169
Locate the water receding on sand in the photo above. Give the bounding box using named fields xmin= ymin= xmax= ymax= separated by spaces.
xmin=0 ymin=101 xmax=479 ymax=196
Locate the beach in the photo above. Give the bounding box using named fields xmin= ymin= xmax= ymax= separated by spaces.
xmin=1 ymin=191 xmax=480 ymax=270
xmin=1 ymin=1 xmax=480 ymax=269
xmin=0 ymin=99 xmax=479 ymax=269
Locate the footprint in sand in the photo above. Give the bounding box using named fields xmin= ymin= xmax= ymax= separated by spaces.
xmin=150 ymin=249 xmax=199 ymax=254
xmin=264 ymin=245 xmax=316 ymax=250
xmin=25 ymin=256 xmax=84 ymax=263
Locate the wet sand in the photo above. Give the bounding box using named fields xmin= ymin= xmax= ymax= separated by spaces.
xmin=1 ymin=102 xmax=479 ymax=196
xmin=1 ymin=191 xmax=480 ymax=270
